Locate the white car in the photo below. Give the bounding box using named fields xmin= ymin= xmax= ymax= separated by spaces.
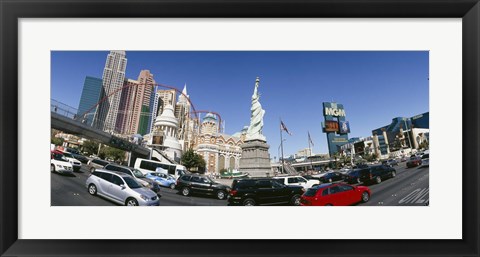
xmin=273 ymin=176 xmax=319 ymax=189
xmin=59 ymin=151 xmax=82 ymax=172
xmin=50 ymin=151 xmax=74 ymax=174
xmin=420 ymin=153 xmax=429 ymax=167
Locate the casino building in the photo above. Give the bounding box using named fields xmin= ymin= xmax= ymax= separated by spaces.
xmin=371 ymin=112 xmax=429 ymax=157
xmin=192 ymin=113 xmax=247 ymax=175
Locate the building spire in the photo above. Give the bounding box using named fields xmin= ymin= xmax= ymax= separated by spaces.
xmin=182 ymin=83 xmax=188 ymax=96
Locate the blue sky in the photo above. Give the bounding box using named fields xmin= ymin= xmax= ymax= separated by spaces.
xmin=51 ymin=51 xmax=429 ymax=158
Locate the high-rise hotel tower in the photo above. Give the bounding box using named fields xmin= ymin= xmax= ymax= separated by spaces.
xmin=93 ymin=51 xmax=127 ymax=133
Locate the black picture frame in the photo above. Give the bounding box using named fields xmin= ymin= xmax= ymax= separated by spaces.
xmin=1 ymin=0 xmax=479 ymax=256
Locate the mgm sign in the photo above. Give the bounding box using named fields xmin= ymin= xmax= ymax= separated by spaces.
xmin=322 ymin=102 xmax=350 ymax=156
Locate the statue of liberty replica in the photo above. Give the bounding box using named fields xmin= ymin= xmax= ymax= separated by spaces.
xmin=239 ymin=77 xmax=272 ymax=177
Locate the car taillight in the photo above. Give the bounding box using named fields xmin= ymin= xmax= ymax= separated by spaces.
xmin=230 ymin=190 xmax=237 ymax=196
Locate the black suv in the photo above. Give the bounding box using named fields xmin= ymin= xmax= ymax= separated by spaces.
xmin=176 ymin=174 xmax=230 ymax=200
xmin=228 ymin=178 xmax=305 ymax=206
xmin=359 ymin=165 xmax=396 ymax=185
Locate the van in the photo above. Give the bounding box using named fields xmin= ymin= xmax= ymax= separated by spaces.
xmin=134 ymin=158 xmax=188 ymax=179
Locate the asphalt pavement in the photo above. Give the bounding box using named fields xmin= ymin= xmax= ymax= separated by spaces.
xmin=357 ymin=163 xmax=429 ymax=206
xmin=51 ymin=162 xmax=428 ymax=206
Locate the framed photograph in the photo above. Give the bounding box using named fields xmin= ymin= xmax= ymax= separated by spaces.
xmin=1 ymin=0 xmax=479 ymax=256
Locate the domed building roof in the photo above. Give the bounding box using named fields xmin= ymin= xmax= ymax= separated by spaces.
xmin=155 ymin=104 xmax=178 ymax=127
xmin=202 ymin=113 xmax=218 ymax=123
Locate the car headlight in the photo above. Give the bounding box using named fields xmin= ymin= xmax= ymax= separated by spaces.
xmin=140 ymin=195 xmax=149 ymax=201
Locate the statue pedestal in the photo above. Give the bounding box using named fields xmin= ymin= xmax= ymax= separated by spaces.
xmin=239 ymin=139 xmax=272 ymax=177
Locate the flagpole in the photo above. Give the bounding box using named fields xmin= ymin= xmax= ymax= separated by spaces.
xmin=280 ymin=118 xmax=285 ymax=174
xmin=308 ymin=132 xmax=313 ymax=171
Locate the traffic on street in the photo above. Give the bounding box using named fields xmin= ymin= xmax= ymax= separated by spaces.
xmin=51 ymin=157 xmax=429 ymax=207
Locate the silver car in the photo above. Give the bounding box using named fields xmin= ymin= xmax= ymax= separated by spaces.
xmin=85 ymin=169 xmax=159 ymax=206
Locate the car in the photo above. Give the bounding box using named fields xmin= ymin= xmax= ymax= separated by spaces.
xmin=420 ymin=153 xmax=429 ymax=167
xmin=406 ymin=156 xmax=422 ymax=168
xmin=273 ymin=175 xmax=319 ymax=189
xmin=87 ymin=158 xmax=110 ymax=173
xmin=343 ymin=169 xmax=362 ymax=184
xmin=358 ymin=165 xmax=396 ymax=185
xmin=300 ymin=183 xmax=371 ymax=206
xmin=228 ymin=178 xmax=305 ymax=206
xmin=71 ymin=153 xmax=89 ymax=164
xmin=302 ymin=175 xmax=322 ymax=183
xmin=103 ymin=164 xmax=161 ymax=195
xmin=85 ymin=169 xmax=159 ymax=206
xmin=58 ymin=150 xmax=82 ymax=172
xmin=145 ymin=172 xmax=177 ymax=189
xmin=318 ymin=172 xmax=344 ymax=183
xmin=50 ymin=150 xmax=74 ymax=174
xmin=65 ymin=147 xmax=80 ymax=155
xmin=382 ymin=159 xmax=398 ymax=167
xmin=176 ymin=174 xmax=231 ymax=200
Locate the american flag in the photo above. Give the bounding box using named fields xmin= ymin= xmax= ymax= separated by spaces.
xmin=280 ymin=120 xmax=292 ymax=136
xmin=308 ymin=131 xmax=314 ymax=146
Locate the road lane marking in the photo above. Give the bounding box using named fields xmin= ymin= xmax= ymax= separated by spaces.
xmin=398 ymin=188 xmax=429 ymax=204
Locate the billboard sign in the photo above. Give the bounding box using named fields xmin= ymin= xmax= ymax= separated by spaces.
xmin=339 ymin=121 xmax=351 ymax=134
xmin=324 ymin=106 xmax=346 ymax=117
xmin=324 ymin=120 xmax=339 ymax=132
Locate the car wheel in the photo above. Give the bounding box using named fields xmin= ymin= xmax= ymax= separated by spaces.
xmin=243 ymin=198 xmax=256 ymax=206
xmin=126 ymin=198 xmax=138 ymax=206
xmin=391 ymin=171 xmax=396 ymax=178
xmin=169 ymin=183 xmax=176 ymax=189
xmin=51 ymin=164 xmax=55 ymax=173
xmin=216 ymin=190 xmax=226 ymax=200
xmin=291 ymin=194 xmax=301 ymax=206
xmin=182 ymin=187 xmax=190 ymax=196
xmin=88 ymin=184 xmax=97 ymax=195
xmin=361 ymin=192 xmax=370 ymax=203
xmin=376 ymin=176 xmax=382 ymax=184
xmin=90 ymin=167 xmax=95 ymax=173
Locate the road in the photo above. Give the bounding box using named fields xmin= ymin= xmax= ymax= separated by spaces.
xmin=51 ymin=165 xmax=228 ymax=206
xmin=358 ymin=162 xmax=429 ymax=206
xmin=51 ymin=162 xmax=428 ymax=206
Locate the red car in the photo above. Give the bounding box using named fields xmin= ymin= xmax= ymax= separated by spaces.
xmin=300 ymin=183 xmax=371 ymax=206
xmin=406 ymin=156 xmax=422 ymax=168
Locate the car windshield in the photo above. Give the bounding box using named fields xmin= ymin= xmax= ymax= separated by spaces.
xmin=203 ymin=176 xmax=214 ymax=183
xmin=304 ymin=187 xmax=319 ymax=197
xmin=123 ymin=176 xmax=141 ymax=189
xmin=52 ymin=153 xmax=68 ymax=162
xmin=347 ymin=170 xmax=358 ymax=175
xmin=133 ymin=169 xmax=145 ymax=178
xmin=177 ymin=169 xmax=187 ymax=176
xmin=62 ymin=152 xmax=73 ymax=158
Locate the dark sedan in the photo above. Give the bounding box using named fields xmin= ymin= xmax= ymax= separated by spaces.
xmin=406 ymin=156 xmax=422 ymax=168
xmin=319 ymin=172 xmax=344 ymax=183
xmin=343 ymin=169 xmax=362 ymax=184
xmin=72 ymin=153 xmax=89 ymax=164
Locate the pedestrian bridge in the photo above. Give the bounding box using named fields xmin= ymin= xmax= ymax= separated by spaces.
xmin=51 ymin=111 xmax=150 ymax=160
